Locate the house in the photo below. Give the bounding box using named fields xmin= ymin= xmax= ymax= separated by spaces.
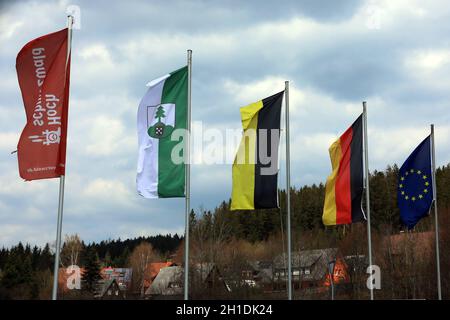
xmin=94 ymin=279 xmax=124 ymax=300
xmin=101 ymin=267 xmax=132 ymax=291
xmin=145 ymin=263 xmax=229 ymax=298
xmin=193 ymin=263 xmax=229 ymax=292
xmin=143 ymin=261 xmax=177 ymax=292
xmin=145 ymin=266 xmax=184 ymax=297
xmin=240 ymin=260 xmax=273 ymax=290
xmin=57 ymin=267 xmax=132 ymax=295
xmin=273 ymin=248 xmax=349 ymax=290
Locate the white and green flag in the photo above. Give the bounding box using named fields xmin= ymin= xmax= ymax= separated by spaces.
xmin=137 ymin=66 xmax=188 ymax=198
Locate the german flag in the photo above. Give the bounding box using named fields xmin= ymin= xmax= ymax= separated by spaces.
xmin=323 ymin=115 xmax=365 ymax=225
xmin=231 ymin=91 xmax=284 ymax=210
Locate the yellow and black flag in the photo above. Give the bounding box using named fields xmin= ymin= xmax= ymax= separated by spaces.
xmin=231 ymin=91 xmax=284 ymax=210
xmin=322 ymin=114 xmax=366 ymax=225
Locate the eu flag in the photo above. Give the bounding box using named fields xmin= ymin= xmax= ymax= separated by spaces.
xmin=398 ymin=136 xmax=433 ymax=229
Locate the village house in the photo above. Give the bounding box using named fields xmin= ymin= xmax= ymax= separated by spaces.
xmin=145 ymin=266 xmax=184 ymax=298
xmin=193 ymin=262 xmax=228 ymax=291
xmin=57 ymin=266 xmax=132 ymax=298
xmin=94 ymin=279 xmax=124 ymax=300
xmin=145 ymin=263 xmax=229 ymax=299
xmin=239 ymin=260 xmax=273 ymax=291
xmin=273 ymin=248 xmax=349 ymax=291
xmin=143 ymin=261 xmax=177 ymax=293
xmin=101 ymin=267 xmax=132 ymax=292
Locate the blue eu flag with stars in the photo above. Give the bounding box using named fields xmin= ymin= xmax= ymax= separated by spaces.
xmin=398 ymin=136 xmax=433 ymax=229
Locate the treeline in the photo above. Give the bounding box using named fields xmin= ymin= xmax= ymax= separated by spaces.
xmin=0 ymin=243 xmax=54 ymax=299
xmin=0 ymin=234 xmax=182 ymax=299
xmin=195 ymin=164 xmax=450 ymax=243
xmin=84 ymin=234 xmax=182 ymax=266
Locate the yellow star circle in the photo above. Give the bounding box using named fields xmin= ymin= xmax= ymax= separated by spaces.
xmin=399 ymin=169 xmax=430 ymax=201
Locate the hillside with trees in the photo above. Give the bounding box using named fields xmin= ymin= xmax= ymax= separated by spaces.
xmin=0 ymin=164 xmax=449 ymax=299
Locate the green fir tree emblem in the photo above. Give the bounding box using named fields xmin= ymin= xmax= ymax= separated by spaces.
xmin=148 ymin=104 xmax=175 ymax=139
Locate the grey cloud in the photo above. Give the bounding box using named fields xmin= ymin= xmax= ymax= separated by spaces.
xmin=66 ymin=0 xmax=363 ymax=37
xmin=1 ymin=0 xmax=450 ymax=246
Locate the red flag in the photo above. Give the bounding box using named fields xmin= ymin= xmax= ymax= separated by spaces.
xmin=16 ymin=28 xmax=71 ymax=181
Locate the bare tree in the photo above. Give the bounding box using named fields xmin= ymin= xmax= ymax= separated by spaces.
xmin=60 ymin=234 xmax=83 ymax=268
xmin=128 ymin=242 xmax=158 ymax=298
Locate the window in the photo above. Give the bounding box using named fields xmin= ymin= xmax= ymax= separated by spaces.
xmin=242 ymin=271 xmax=252 ymax=278
xmin=305 ymin=269 xmax=310 ymax=275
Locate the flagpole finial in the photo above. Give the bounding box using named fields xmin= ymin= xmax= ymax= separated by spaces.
xmin=67 ymin=15 xmax=74 ymax=28
xmin=187 ymin=50 xmax=192 ymax=64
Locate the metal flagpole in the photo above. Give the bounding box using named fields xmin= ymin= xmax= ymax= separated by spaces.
xmin=52 ymin=15 xmax=73 ymax=301
xmin=362 ymin=101 xmax=374 ymax=300
xmin=285 ymin=81 xmax=292 ymax=300
xmin=184 ymin=49 xmax=192 ymax=300
xmin=430 ymin=124 xmax=442 ymax=300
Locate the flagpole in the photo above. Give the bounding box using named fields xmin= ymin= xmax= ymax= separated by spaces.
xmin=430 ymin=124 xmax=442 ymax=300
xmin=362 ymin=101 xmax=374 ymax=300
xmin=285 ymin=81 xmax=292 ymax=300
xmin=52 ymin=15 xmax=73 ymax=301
xmin=184 ymin=49 xmax=192 ymax=300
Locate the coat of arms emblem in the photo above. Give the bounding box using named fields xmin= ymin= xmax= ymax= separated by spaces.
xmin=147 ymin=103 xmax=176 ymax=139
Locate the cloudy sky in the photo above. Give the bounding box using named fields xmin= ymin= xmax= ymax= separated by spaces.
xmin=1 ymin=0 xmax=450 ymax=247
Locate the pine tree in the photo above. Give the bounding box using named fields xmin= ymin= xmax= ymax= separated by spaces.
xmin=155 ymin=105 xmax=165 ymax=123
xmin=103 ymin=250 xmax=112 ymax=267
xmin=81 ymin=247 xmax=101 ymax=293
xmin=0 ymin=246 xmax=34 ymax=298
xmin=31 ymin=246 xmax=40 ymax=270
xmin=1 ymin=252 xmax=22 ymax=288
xmin=38 ymin=244 xmax=53 ymax=271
